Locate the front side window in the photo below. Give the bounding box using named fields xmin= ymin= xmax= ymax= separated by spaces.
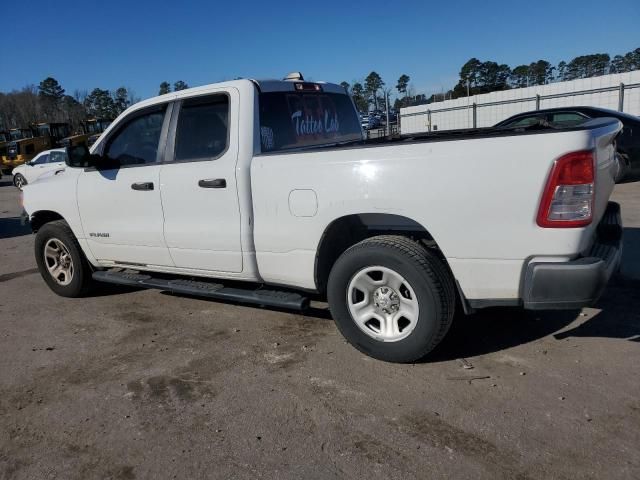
xmin=174 ymin=95 xmax=229 ymax=161
xmin=104 ymin=107 xmax=166 ymax=166
xmin=259 ymin=91 xmax=362 ymax=152
xmin=31 ymin=154 xmax=49 ymax=165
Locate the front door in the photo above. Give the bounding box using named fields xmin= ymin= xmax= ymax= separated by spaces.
xmin=78 ymin=104 xmax=174 ymax=267
xmin=159 ymin=90 xmax=243 ymax=273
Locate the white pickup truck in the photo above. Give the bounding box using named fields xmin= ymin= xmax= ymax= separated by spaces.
xmin=21 ymin=74 xmax=624 ymax=362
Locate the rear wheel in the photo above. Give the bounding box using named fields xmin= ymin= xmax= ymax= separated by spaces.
xmin=327 ymin=235 xmax=455 ymax=363
xmin=13 ymin=174 xmax=27 ymax=189
xmin=35 ymin=220 xmax=94 ymax=297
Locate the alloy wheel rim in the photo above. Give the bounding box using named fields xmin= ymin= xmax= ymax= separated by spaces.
xmin=44 ymin=238 xmax=74 ymax=286
xmin=347 ymin=266 xmax=419 ymax=342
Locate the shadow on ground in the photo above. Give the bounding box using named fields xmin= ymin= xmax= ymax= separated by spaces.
xmin=0 ymin=217 xmax=30 ymax=239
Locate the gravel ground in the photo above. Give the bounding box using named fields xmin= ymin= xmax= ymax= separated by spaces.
xmin=0 ymin=178 xmax=639 ymax=480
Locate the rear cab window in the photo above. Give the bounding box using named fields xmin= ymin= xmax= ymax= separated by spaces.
xmin=259 ymin=87 xmax=362 ymax=153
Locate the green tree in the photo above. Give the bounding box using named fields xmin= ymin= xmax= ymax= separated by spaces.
xmin=38 ymin=77 xmax=65 ymax=100
xmin=38 ymin=77 xmax=66 ymax=120
xmin=339 ymin=81 xmax=350 ymax=92
xmin=395 ymin=74 xmax=410 ymax=107
xmin=510 ymin=65 xmax=530 ymax=87
xmin=364 ymin=72 xmax=384 ymax=109
xmin=113 ymin=87 xmax=130 ymax=116
xmin=351 ymin=82 xmax=368 ymax=112
xmin=528 ymin=60 xmax=554 ymax=85
xmin=396 ymin=74 xmax=410 ymax=96
xmin=159 ymin=82 xmax=171 ymax=95
xmin=84 ymin=88 xmax=116 ymax=118
xmin=556 ymin=61 xmax=567 ymax=81
xmin=173 ymin=80 xmax=189 ymax=91
xmin=477 ymin=62 xmax=511 ymax=91
xmin=564 ymin=54 xmax=610 ymax=80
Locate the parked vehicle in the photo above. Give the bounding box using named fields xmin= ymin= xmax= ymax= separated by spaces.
xmin=61 ymin=119 xmax=112 ymax=148
xmin=11 ymin=148 xmax=67 ymax=189
xmin=0 ymin=130 xmax=11 ymax=159
xmin=22 ymin=75 xmax=623 ymax=363
xmin=367 ymin=114 xmax=382 ymax=129
xmin=1 ymin=123 xmax=70 ymax=172
xmin=495 ymin=107 xmax=640 ymax=183
xmin=359 ymin=112 xmax=369 ymax=130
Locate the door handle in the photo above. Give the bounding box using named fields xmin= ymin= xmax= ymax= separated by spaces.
xmin=131 ymin=182 xmax=154 ymax=191
xmin=198 ymin=178 xmax=226 ymax=188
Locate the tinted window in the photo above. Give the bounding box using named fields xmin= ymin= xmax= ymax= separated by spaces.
xmin=259 ymin=91 xmax=362 ymax=152
xmin=175 ymin=95 xmax=229 ymax=161
xmin=505 ymin=115 xmax=544 ymax=127
xmin=550 ymin=112 xmax=587 ymax=126
xmin=105 ymin=107 xmax=166 ymax=166
xmin=31 ymin=154 xmax=49 ymax=165
xmin=49 ymin=151 xmax=67 ymax=163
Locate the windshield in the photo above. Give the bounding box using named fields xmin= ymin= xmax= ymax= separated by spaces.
xmin=85 ymin=122 xmax=99 ymax=134
xmin=10 ymin=130 xmax=31 ymax=140
xmin=258 ymin=91 xmax=362 ymax=152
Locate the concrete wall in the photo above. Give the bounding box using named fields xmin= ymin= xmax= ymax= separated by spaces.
xmin=400 ymin=70 xmax=640 ymax=134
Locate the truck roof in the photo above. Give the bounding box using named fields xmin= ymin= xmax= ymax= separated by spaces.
xmin=123 ymin=78 xmax=347 ymax=116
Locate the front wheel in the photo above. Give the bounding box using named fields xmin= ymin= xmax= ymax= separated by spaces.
xmin=35 ymin=220 xmax=94 ymax=297
xmin=327 ymin=236 xmax=455 ymax=363
xmin=13 ymin=173 xmax=27 ymax=189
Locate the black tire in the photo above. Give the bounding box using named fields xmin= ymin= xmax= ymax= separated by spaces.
xmin=327 ymin=235 xmax=455 ymax=363
xmin=13 ymin=174 xmax=27 ymax=189
xmin=34 ymin=220 xmax=94 ymax=297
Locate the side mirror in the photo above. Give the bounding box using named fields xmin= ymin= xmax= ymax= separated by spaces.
xmin=65 ymin=144 xmax=92 ymax=168
xmin=65 ymin=145 xmax=114 ymax=169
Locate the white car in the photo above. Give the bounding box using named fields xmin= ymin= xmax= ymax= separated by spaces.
xmin=11 ymin=148 xmax=67 ymax=189
xmin=21 ymin=74 xmax=623 ymax=362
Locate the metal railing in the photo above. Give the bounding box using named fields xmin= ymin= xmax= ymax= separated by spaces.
xmin=399 ymin=82 xmax=640 ymax=131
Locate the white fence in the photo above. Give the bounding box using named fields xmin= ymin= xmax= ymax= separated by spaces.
xmin=399 ymin=70 xmax=640 ymax=134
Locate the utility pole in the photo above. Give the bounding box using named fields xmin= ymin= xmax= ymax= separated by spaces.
xmin=385 ymin=90 xmax=391 ymax=137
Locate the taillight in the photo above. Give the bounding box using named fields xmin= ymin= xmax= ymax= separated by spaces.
xmin=537 ymin=150 xmax=595 ymax=228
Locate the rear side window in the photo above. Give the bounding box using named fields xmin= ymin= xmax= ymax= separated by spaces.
xmin=49 ymin=151 xmax=67 ymax=163
xmin=550 ymin=112 xmax=587 ymax=127
xmin=259 ymin=92 xmax=362 ymax=152
xmin=505 ymin=115 xmax=545 ymax=127
xmin=174 ymin=94 xmax=229 ymax=161
xmin=105 ymin=106 xmax=166 ymax=166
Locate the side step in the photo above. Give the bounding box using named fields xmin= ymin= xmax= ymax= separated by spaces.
xmin=92 ymin=270 xmax=309 ymax=311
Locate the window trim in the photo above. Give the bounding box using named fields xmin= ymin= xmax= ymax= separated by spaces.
xmin=164 ymin=92 xmax=231 ymax=165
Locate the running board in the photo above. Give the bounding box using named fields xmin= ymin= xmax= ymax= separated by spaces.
xmin=92 ymin=270 xmax=309 ymax=310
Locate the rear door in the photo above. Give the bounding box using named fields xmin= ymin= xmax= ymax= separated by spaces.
xmin=36 ymin=150 xmax=66 ymax=181
xmin=159 ymin=89 xmax=243 ymax=273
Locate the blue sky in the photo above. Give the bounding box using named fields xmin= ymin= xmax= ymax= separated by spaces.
xmin=3 ymin=0 xmax=639 ymax=100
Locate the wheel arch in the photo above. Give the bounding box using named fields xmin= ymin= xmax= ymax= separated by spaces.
xmin=29 ymin=210 xmax=65 ymax=232
xmin=314 ymin=213 xmax=447 ymax=295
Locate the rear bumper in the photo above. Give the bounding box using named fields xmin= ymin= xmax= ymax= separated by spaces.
xmin=522 ymin=202 xmax=623 ymax=310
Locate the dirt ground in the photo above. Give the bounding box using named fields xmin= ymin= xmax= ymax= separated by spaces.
xmin=1 ymin=178 xmax=639 ymax=480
